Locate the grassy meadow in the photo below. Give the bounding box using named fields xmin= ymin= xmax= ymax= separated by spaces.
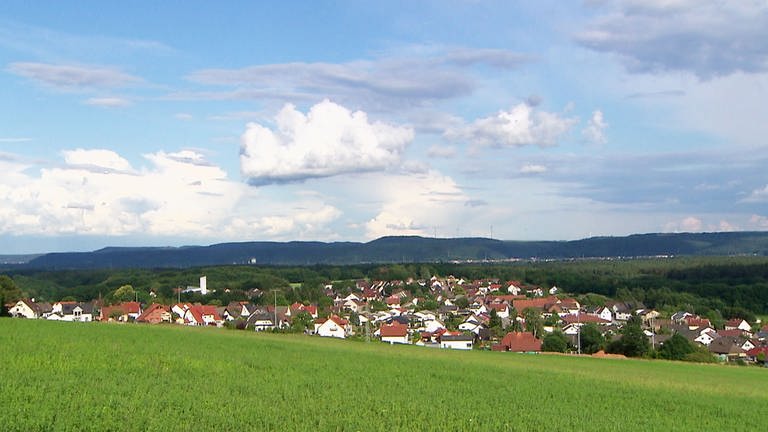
xmin=1 ymin=319 xmax=766 ymax=431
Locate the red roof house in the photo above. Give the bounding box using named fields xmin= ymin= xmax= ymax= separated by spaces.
xmin=493 ymin=331 xmax=542 ymax=352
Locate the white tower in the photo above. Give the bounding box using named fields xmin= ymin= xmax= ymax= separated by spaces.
xmin=200 ymin=276 xmax=207 ymax=295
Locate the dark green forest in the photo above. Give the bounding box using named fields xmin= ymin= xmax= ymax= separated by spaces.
xmin=3 ymin=256 xmax=768 ymax=319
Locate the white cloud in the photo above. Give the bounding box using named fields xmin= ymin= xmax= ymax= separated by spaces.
xmin=62 ymin=148 xmax=134 ymax=172
xmin=447 ymin=103 xmax=577 ymax=149
xmin=582 ymin=110 xmax=607 ymax=144
xmin=0 ymin=149 xmax=342 ymax=239
xmin=520 ymin=164 xmax=548 ymax=174
xmin=0 ymin=137 xmax=32 ymax=143
xmin=364 ymin=170 xmax=468 ymax=239
xmin=664 ymin=216 xmax=703 ymax=232
xmin=743 ymin=184 xmax=768 ymax=203
xmin=84 ymin=97 xmax=131 ymax=108
xmin=240 ymin=100 xmax=413 ymax=184
xmin=7 ymin=62 xmax=142 ymax=90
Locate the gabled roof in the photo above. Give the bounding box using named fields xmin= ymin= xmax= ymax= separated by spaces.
xmin=441 ymin=334 xmax=473 ymax=342
xmin=513 ymin=296 xmax=558 ymax=311
xmin=316 ymin=315 xmax=348 ymax=327
xmin=561 ymin=314 xmax=611 ymax=325
xmin=380 ymin=322 xmax=408 ymax=337
xmin=498 ymin=331 xmax=542 ymax=352
xmin=136 ymin=303 xmax=170 ymax=322
xmin=708 ymin=337 xmax=745 ymax=355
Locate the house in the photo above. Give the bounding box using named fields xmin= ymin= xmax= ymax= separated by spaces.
xmin=487 ymin=303 xmax=510 ymax=319
xmin=136 ymin=303 xmax=171 ymax=324
xmin=708 ymin=336 xmax=746 ymax=360
xmin=493 ymin=332 xmax=542 ymax=352
xmin=314 ymin=315 xmax=350 ymax=338
xmin=99 ymin=301 xmax=142 ymax=322
xmin=724 ymin=319 xmax=752 ymax=333
xmin=379 ymin=322 xmax=409 ymax=344
xmin=8 ymin=299 xmax=51 ymax=319
xmin=745 ymin=346 xmax=768 ymax=363
xmin=593 ymin=306 xmax=613 ymax=322
xmin=440 ymin=333 xmax=474 ymax=350
xmin=182 ymin=305 xmax=223 ymax=327
xmin=48 ymin=301 xmax=94 ymax=322
xmin=246 ymin=312 xmax=276 ymax=331
xmin=561 ymin=314 xmax=611 ymax=326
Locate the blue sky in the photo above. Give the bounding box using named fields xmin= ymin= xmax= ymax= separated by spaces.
xmin=2 ymin=1 xmax=768 ymax=253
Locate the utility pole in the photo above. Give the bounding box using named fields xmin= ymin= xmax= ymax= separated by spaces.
xmin=577 ymin=309 xmax=581 ymax=355
xmin=273 ymin=290 xmax=278 ymax=330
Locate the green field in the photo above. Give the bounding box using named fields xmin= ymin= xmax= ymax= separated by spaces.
xmin=1 ymin=319 xmax=766 ymax=431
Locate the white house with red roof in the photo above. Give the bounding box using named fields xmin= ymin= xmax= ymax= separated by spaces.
xmin=182 ymin=304 xmax=223 ymax=326
xmin=724 ymin=318 xmax=752 ymax=332
xmin=314 ymin=315 xmax=350 ymax=338
xmin=378 ymin=322 xmax=409 ymax=344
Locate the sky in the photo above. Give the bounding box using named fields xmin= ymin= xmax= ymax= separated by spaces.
xmin=2 ymin=0 xmax=768 ymax=254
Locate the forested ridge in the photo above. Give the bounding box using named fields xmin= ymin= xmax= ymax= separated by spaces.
xmin=10 ymin=231 xmax=768 ymax=270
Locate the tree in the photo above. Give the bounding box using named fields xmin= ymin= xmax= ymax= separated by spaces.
xmin=579 ymin=323 xmax=605 ymax=355
xmin=609 ymin=315 xmax=650 ymax=357
xmin=542 ymin=331 xmax=568 ymax=353
xmin=0 ymin=275 xmax=22 ymax=303
xmin=289 ymin=311 xmax=313 ymax=333
xmin=523 ymin=307 xmax=544 ymax=339
xmin=112 ymin=284 xmax=136 ymax=303
xmin=0 ymin=292 xmax=8 ymax=317
xmin=454 ymin=296 xmax=469 ymax=309
xmin=657 ymin=333 xmax=695 ymax=361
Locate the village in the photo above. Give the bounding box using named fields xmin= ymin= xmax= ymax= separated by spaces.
xmin=6 ymin=274 xmax=768 ymax=364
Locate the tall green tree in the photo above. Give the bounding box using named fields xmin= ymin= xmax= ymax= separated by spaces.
xmin=289 ymin=311 xmax=313 ymax=333
xmin=579 ymin=323 xmax=605 ymax=355
xmin=657 ymin=333 xmax=695 ymax=361
xmin=523 ymin=307 xmax=544 ymax=339
xmin=609 ymin=315 xmax=650 ymax=357
xmin=112 ymin=284 xmax=136 ymax=303
xmin=542 ymin=331 xmax=568 ymax=353
xmin=0 ymin=275 xmax=22 ymax=303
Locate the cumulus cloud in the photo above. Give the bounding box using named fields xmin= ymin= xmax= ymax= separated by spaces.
xmin=62 ymin=148 xmax=134 ymax=173
xmin=577 ymin=1 xmax=768 ymax=78
xmin=7 ymin=62 xmax=142 ymax=90
xmin=664 ymin=216 xmax=703 ymax=232
xmin=0 ymin=149 xmax=341 ymax=239
xmin=582 ymin=110 xmax=607 ymax=144
xmin=240 ymin=100 xmax=413 ymax=184
xmin=364 ymin=170 xmax=468 ymax=239
xmin=447 ymin=103 xmax=577 ymax=149
xmin=83 ymin=97 xmax=131 ymax=108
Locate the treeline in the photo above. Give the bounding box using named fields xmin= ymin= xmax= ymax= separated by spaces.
xmin=4 ymin=256 xmax=768 ymax=317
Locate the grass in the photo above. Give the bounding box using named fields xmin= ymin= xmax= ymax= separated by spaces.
xmin=1 ymin=319 xmax=766 ymax=431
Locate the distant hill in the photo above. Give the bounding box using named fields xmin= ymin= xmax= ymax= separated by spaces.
xmin=17 ymin=231 xmax=768 ymax=270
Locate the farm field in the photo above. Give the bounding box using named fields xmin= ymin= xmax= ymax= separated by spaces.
xmin=0 ymin=319 xmax=766 ymax=431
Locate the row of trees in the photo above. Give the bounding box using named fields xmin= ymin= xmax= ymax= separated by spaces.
xmin=540 ymin=316 xmax=716 ymax=362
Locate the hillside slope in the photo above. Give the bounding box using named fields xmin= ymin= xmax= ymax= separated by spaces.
xmin=0 ymin=319 xmax=764 ymax=431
